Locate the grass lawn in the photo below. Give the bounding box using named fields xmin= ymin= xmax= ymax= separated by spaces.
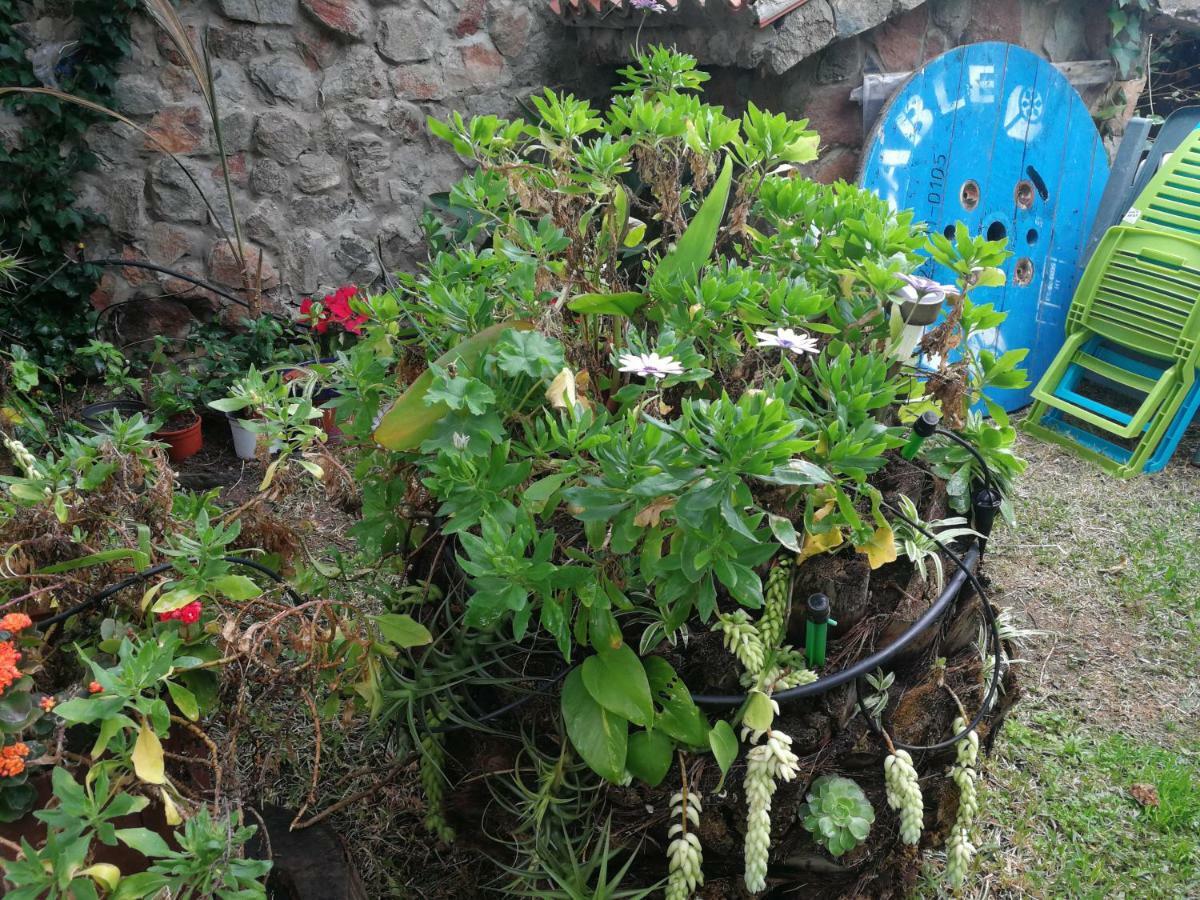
xmin=923 ymin=430 xmax=1200 ymax=898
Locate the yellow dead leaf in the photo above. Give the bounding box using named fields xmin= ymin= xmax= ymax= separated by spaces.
xmin=81 ymin=864 xmax=121 ymax=891
xmin=633 ymin=497 xmax=675 ymax=527
xmin=855 ymin=524 xmax=898 ymax=570
xmin=161 ymin=787 xmax=182 ymax=825
xmin=132 ymin=719 xmax=166 ymax=785
xmin=546 ymin=367 xmax=577 ymax=409
xmin=546 ymin=367 xmax=591 ymax=413
xmin=799 ymin=527 xmax=844 ymax=562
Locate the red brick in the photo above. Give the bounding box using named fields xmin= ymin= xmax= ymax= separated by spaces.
xmin=142 ymin=223 xmax=193 ymax=267
xmin=963 ymin=0 xmax=1022 ymax=43
xmin=208 ymin=242 xmax=280 ymax=290
xmin=391 ymin=64 xmax=445 ymax=101
xmin=90 ymin=272 xmax=117 ymax=311
xmin=802 ymin=84 xmax=860 ymax=149
xmin=872 ymin=5 xmax=929 ymax=71
xmin=455 ymin=0 xmax=487 ymax=37
xmin=120 ymin=246 xmax=156 ymax=286
xmin=299 ymin=0 xmax=371 ymax=41
xmin=212 ymin=152 xmax=249 ymax=188
xmin=460 ymin=41 xmax=506 ymax=88
xmin=144 ymin=106 xmax=208 ymax=154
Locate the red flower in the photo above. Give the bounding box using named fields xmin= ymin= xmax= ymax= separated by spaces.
xmin=0 ymin=613 xmax=32 ymax=635
xmin=157 ymin=600 xmax=202 ymax=625
xmin=88 ymin=681 xmax=102 ymax=694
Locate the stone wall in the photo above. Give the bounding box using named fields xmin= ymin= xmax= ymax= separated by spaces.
xmin=567 ymin=0 xmax=1124 ymax=186
xmin=64 ymin=0 xmax=603 ymax=331
xmin=10 ymin=0 xmax=1134 ymax=334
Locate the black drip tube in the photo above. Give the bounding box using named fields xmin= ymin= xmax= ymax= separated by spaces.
xmin=35 ymin=556 xmax=300 ymax=630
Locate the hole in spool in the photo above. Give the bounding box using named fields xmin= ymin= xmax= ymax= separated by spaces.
xmin=987 ymin=221 xmax=1008 ymax=243
xmin=960 ymin=180 xmax=980 ymax=211
xmin=1015 ymin=257 xmax=1034 ymax=286
xmin=1015 ymin=180 xmax=1035 ymax=209
xmin=1026 ymin=228 xmax=1039 ymax=245
xmin=944 ymin=224 xmax=956 ymax=239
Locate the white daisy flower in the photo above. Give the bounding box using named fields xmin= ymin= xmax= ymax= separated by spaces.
xmin=618 ymin=352 xmax=685 ymax=379
xmin=894 ymin=272 xmax=956 ymax=305
xmin=755 ymin=328 xmax=820 ymax=356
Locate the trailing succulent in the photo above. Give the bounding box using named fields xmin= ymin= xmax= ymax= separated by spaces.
xmin=330 ymin=44 xmax=1026 ymax=896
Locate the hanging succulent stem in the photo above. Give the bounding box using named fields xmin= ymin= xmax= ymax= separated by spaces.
xmin=666 ymin=755 xmax=704 ymax=900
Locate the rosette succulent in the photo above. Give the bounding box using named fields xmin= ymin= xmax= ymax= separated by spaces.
xmin=799 ymin=775 xmax=875 ymax=857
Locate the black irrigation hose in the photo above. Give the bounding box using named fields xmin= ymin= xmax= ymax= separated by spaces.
xmin=35 ymin=556 xmax=300 ymax=630
xmin=689 ymin=543 xmax=982 ymax=708
xmin=430 ymin=665 xmax=574 ymax=735
xmin=934 ymin=425 xmax=998 ymax=498
xmin=84 ymin=258 xmax=252 ymax=309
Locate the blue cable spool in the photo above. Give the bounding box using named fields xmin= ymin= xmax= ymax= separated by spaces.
xmin=859 ymin=42 xmax=1111 ymax=412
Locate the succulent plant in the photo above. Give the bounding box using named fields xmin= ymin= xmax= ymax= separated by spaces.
xmin=799 ymin=775 xmax=875 ymax=857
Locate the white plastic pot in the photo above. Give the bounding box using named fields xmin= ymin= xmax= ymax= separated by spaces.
xmin=227 ymin=416 xmax=258 ymax=460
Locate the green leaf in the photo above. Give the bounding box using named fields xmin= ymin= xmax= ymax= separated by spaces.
xmin=567 ymin=292 xmax=649 ymax=317
xmin=626 ymin=729 xmax=674 ymax=787
xmin=165 ymin=681 xmax=198 ymax=721
xmin=374 ymin=322 xmax=533 ymax=451
xmin=114 ymin=827 xmax=172 ymax=858
xmin=643 ymin=656 xmax=709 ymax=747
xmin=524 ymin=473 xmax=568 ymax=515
xmin=652 ymin=154 xmax=733 ymax=291
xmin=494 ymin=330 xmax=564 ymax=379
xmin=768 ymin=514 xmax=802 ymax=553
xmin=372 ymin=613 xmax=433 ymax=648
xmin=561 ymin=668 xmax=628 ymax=783
xmin=582 ymin=644 xmax=655 ymax=727
xmin=34 ymin=549 xmax=143 ymax=575
xmin=207 ymin=574 xmax=261 ymax=602
xmin=742 ymin=689 xmax=774 ymax=733
xmin=708 ymin=719 xmax=739 ymax=791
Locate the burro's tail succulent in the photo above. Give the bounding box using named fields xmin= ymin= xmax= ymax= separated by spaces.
xmin=884 ymin=747 xmax=924 ymax=844
xmin=742 ymin=728 xmax=801 ymax=893
xmin=945 ymin=717 xmax=980 ymax=888
xmin=665 ymin=789 xmax=704 ymax=900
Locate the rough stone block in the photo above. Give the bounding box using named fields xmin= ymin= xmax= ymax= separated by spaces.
xmin=347 ymin=132 xmax=391 ymax=192
xmin=217 ymin=0 xmax=297 ymax=26
xmin=149 ymin=158 xmax=208 ymax=225
xmin=248 ymin=54 xmax=317 ymax=106
xmin=296 ymin=151 xmax=343 ymax=193
xmin=207 ymin=23 xmax=263 ymax=60
xmin=321 ymin=45 xmax=389 ymax=102
xmin=488 ymin=0 xmax=532 ymax=58
xmin=144 ymin=106 xmax=211 ymax=155
xmin=115 ymin=73 xmax=169 ymax=116
xmin=254 ymin=108 xmax=311 ymax=162
xmin=376 ymin=7 xmax=440 ymax=63
xmin=141 ymin=222 xmax=194 ymax=267
xmin=250 ymin=158 xmax=290 ymax=196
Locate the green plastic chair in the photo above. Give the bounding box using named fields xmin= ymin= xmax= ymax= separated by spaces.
xmin=1024 ymin=226 xmax=1200 ymax=476
xmin=1122 ymin=124 xmax=1200 ymax=237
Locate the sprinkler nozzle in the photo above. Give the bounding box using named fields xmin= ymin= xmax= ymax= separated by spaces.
xmin=901 ymin=410 xmax=941 ymax=460
xmin=805 ymin=593 xmax=837 ymax=668
xmin=971 ymin=486 xmax=1003 ymax=552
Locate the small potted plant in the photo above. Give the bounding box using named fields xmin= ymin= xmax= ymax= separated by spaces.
xmin=73 ymin=340 xmax=147 ymax=430
xmin=147 ymin=364 xmax=204 ymax=462
xmin=209 ymin=367 xmax=282 ymax=461
xmin=293 ymin=284 xmax=369 ymax=437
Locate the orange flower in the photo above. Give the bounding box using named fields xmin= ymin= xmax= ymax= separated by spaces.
xmin=0 ymin=742 xmax=29 ymax=778
xmin=88 ymin=681 xmax=102 ymax=694
xmin=0 ymin=642 xmax=22 ymax=694
xmin=0 ymin=613 xmax=32 ymax=634
xmin=38 ymin=696 xmax=54 ymax=712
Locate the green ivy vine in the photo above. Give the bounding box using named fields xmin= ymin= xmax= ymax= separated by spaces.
xmin=1109 ymin=0 xmax=1152 ymax=78
xmin=0 ymin=0 xmax=140 ymax=367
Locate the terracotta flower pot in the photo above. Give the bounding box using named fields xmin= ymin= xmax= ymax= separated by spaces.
xmin=154 ymin=412 xmax=203 ymax=462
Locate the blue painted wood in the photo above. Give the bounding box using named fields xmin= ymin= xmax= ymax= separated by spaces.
xmin=859 ymin=42 xmax=1111 ymax=412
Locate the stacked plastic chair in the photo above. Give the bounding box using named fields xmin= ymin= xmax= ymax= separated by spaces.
xmin=1023 ymin=124 xmax=1200 ymax=476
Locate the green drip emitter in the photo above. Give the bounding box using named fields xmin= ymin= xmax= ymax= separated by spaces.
xmin=901 ymin=410 xmax=941 ymax=460
xmin=805 ymin=593 xmax=836 ymax=668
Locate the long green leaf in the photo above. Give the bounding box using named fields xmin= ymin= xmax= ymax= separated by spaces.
xmin=651 ymin=155 xmax=733 ymax=291
xmin=36 ymin=549 xmax=148 ymax=575
xmin=373 ymin=321 xmax=533 ymax=450
xmin=567 ymin=291 xmax=648 ymax=317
